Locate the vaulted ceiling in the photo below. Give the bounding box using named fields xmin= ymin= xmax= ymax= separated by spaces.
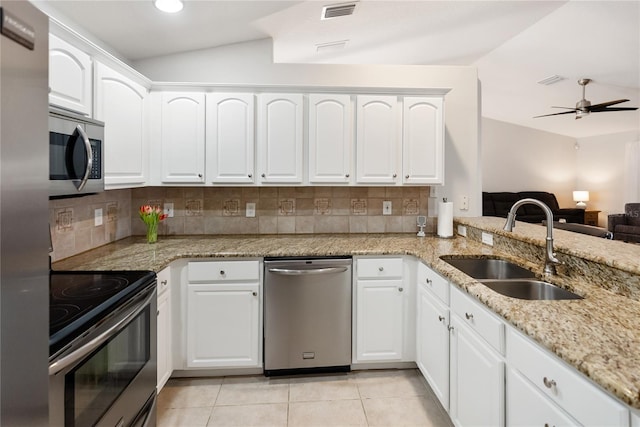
xmin=35 ymin=0 xmax=640 ymax=139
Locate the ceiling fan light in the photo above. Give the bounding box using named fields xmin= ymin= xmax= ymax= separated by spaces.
xmin=154 ymin=0 xmax=183 ymax=13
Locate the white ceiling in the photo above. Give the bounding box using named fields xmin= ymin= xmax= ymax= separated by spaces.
xmin=36 ymin=0 xmax=640 ymax=139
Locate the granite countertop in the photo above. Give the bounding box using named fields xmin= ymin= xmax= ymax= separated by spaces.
xmin=52 ymin=227 xmax=640 ymax=410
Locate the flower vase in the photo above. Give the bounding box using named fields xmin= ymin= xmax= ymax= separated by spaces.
xmin=146 ymin=222 xmax=158 ymax=244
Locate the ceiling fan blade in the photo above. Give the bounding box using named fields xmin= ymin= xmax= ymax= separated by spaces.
xmin=533 ymin=110 xmax=577 ymax=118
xmin=589 ymin=99 xmax=630 ymax=110
xmin=591 ymin=107 xmax=638 ymax=112
xmin=551 ymin=106 xmax=577 ymax=110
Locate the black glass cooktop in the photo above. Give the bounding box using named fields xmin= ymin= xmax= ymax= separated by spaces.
xmin=49 ymin=270 xmax=156 ymax=357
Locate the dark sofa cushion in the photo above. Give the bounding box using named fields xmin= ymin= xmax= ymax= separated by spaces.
xmin=482 ymin=191 xmax=584 ymax=224
xmin=625 ymin=203 xmax=640 ymax=226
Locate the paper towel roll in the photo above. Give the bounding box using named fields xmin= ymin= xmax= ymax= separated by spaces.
xmin=437 ymin=201 xmax=454 ymax=238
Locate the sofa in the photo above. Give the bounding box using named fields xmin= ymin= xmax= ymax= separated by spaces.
xmin=483 ymin=191 xmax=585 ymax=224
xmin=607 ymin=203 xmax=640 ymax=243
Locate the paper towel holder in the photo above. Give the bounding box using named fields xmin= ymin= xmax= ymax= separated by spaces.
xmin=417 ymin=216 xmax=426 ymax=237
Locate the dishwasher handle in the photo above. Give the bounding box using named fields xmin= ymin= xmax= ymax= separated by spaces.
xmin=268 ymin=266 xmax=348 ymax=276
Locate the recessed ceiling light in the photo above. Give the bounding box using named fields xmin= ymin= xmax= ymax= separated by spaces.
xmin=154 ymin=0 xmax=184 ymax=13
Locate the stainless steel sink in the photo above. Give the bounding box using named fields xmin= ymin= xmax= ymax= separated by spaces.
xmin=479 ymin=279 xmax=583 ymax=301
xmin=440 ymin=256 xmax=536 ymax=280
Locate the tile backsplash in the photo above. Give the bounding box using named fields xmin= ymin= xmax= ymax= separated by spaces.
xmin=50 ymin=186 xmax=434 ymax=261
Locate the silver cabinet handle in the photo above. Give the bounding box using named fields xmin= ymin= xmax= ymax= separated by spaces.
xmin=261 ymin=173 xmax=266 ymax=178
xmin=426 ymin=278 xmax=432 ymax=285
xmin=398 ymin=287 xmax=403 ymax=292
xmin=220 ymin=270 xmax=225 ymax=275
xmin=198 ymin=173 xmax=203 ymax=178
xmin=465 ymin=313 xmax=474 ymax=320
xmin=161 ymin=280 xmax=167 ymax=285
xmin=543 ymin=377 xmax=556 ymax=389
xmin=438 ymin=315 xmax=445 ymax=322
xmin=248 ymin=174 xmax=252 ymax=178
xmin=392 ymin=173 xmax=397 ymax=178
xmin=405 ymin=174 xmax=410 ymax=179
xmin=345 ymin=174 xmax=350 ymax=178
xmin=252 ymin=291 xmax=257 ymax=296
xmin=74 ymin=125 xmax=93 ymax=192
xmin=448 ymin=325 xmax=454 ymax=331
xmin=268 ymin=267 xmax=348 ymax=276
xmin=378 ymin=266 xmax=384 ymax=271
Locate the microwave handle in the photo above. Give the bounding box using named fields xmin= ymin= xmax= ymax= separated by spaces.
xmin=74 ymin=125 xmax=93 ymax=192
xmin=49 ymin=285 xmax=155 ymax=376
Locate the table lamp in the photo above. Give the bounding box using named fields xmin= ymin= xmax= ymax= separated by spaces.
xmin=573 ymin=190 xmax=589 ymax=209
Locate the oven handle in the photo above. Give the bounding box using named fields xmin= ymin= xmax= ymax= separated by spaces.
xmin=49 ymin=286 xmax=155 ymax=376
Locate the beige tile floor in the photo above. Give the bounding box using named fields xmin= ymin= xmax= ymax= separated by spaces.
xmin=158 ymin=369 xmax=453 ymax=427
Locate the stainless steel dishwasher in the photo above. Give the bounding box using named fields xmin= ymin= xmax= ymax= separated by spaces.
xmin=264 ymin=257 xmax=352 ymax=376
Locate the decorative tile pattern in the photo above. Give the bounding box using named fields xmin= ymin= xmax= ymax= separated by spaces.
xmin=403 ymin=199 xmax=419 ymax=215
xmin=185 ymin=199 xmax=203 ymax=216
xmin=223 ymin=199 xmax=240 ymax=217
xmin=314 ymin=198 xmax=331 ymax=215
xmin=279 ymin=199 xmax=296 ymax=216
xmin=351 ymin=199 xmax=367 ymax=215
xmin=55 ymin=209 xmax=73 ymax=232
xmin=107 ymin=202 xmax=118 ymax=222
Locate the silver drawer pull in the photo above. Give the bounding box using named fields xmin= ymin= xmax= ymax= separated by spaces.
xmin=161 ymin=280 xmax=167 ymax=286
xmin=438 ymin=315 xmax=445 ymax=322
xmin=426 ymin=278 xmax=432 ymax=285
xmin=378 ymin=266 xmax=384 ymax=271
xmin=465 ymin=312 xmax=474 ymax=320
xmin=252 ymin=291 xmax=257 ymax=297
xmin=220 ymin=270 xmax=225 ymax=275
xmin=543 ymin=377 xmax=556 ymax=389
xmin=447 ymin=325 xmax=454 ymax=331
xmin=398 ymin=287 xmax=403 ymax=292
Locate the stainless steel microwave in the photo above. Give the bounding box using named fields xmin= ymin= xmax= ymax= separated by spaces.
xmin=49 ymin=107 xmax=104 ymax=198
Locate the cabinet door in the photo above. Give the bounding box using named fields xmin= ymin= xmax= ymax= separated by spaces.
xmin=355 ymin=279 xmax=404 ymax=362
xmin=161 ymin=92 xmax=205 ymax=183
xmin=402 ymin=97 xmax=444 ymax=184
xmin=450 ymin=316 xmax=505 ymax=427
xmin=308 ymin=94 xmax=352 ymax=184
xmin=507 ymin=367 xmax=579 ymax=427
xmin=157 ymin=287 xmax=172 ymax=391
xmin=206 ymin=93 xmax=255 ymax=184
xmin=49 ymin=34 xmax=92 ymax=116
xmin=257 ymin=94 xmax=303 ymax=183
xmin=95 ymin=62 xmax=149 ymax=187
xmin=416 ymin=284 xmax=450 ymax=410
xmin=186 ymin=284 xmax=260 ymax=368
xmin=356 ymin=95 xmax=400 ymax=184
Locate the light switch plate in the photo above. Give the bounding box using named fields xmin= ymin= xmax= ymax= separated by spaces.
xmin=246 ymin=203 xmax=256 ymax=217
xmin=383 ymin=201 xmax=392 ymax=215
xmin=481 ymin=232 xmax=494 ymax=246
xmin=164 ymin=203 xmax=174 ymax=218
xmin=94 ymin=208 xmax=103 ymax=226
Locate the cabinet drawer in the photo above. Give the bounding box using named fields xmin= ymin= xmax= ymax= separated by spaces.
xmin=450 ymin=285 xmax=504 ymax=354
xmin=508 ymin=328 xmax=629 ymax=427
xmin=157 ymin=267 xmax=171 ymax=295
xmin=357 ymin=258 xmax=403 ymax=279
xmin=417 ymin=262 xmax=449 ymax=304
xmin=188 ymin=260 xmax=260 ymax=282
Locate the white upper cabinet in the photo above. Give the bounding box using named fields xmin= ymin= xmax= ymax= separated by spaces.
xmin=206 ymin=93 xmax=255 ymax=184
xmin=160 ymin=92 xmax=206 ymax=183
xmin=95 ymin=61 xmax=149 ymax=187
xmin=49 ymin=34 xmax=92 ymax=116
xmin=402 ymin=97 xmax=444 ymax=185
xmin=308 ymin=94 xmax=353 ymax=184
xmin=257 ymin=93 xmax=304 ymax=184
xmin=356 ymin=95 xmax=401 ymax=184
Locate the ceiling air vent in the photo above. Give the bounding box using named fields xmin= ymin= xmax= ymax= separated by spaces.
xmin=321 ymin=2 xmax=357 ymax=20
xmin=537 ymin=75 xmax=565 ymax=85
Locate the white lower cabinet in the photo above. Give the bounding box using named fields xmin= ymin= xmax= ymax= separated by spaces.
xmin=416 ymin=263 xmax=450 ymax=410
xmin=354 ymin=257 xmax=407 ymax=363
xmin=449 ymin=314 xmax=505 ymax=427
xmin=507 ymin=327 xmax=629 ymax=427
xmin=185 ymin=260 xmax=261 ymax=368
xmin=156 ymin=267 xmax=172 ymax=392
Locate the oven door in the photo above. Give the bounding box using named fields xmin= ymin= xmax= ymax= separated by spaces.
xmin=49 ymin=284 xmax=157 ymax=427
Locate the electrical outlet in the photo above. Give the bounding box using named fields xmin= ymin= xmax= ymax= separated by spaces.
xmin=429 ymin=186 xmax=438 ymax=198
xmin=481 ymin=232 xmax=494 ymax=246
xmin=459 ymin=195 xmax=469 ymax=210
xmin=457 ymin=225 xmax=467 ymax=237
xmin=94 ymin=208 xmax=103 ymax=226
xmin=164 ymin=203 xmax=174 ymax=218
xmin=383 ymin=201 xmax=392 ymax=215
xmin=246 ymin=203 xmax=256 ymax=218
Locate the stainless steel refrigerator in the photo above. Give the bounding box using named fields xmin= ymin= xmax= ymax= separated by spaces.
xmin=0 ymin=1 xmax=49 ymax=425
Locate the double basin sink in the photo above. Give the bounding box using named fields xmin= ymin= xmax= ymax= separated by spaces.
xmin=441 ymin=256 xmax=583 ymax=301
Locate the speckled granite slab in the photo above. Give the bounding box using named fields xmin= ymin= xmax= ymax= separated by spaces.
xmin=52 ymin=227 xmax=640 ymax=410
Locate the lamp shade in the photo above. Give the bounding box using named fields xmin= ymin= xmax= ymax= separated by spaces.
xmin=573 ymin=191 xmax=589 ymax=202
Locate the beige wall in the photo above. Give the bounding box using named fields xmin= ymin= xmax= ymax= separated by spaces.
xmin=481 ymin=118 xmax=578 ymax=207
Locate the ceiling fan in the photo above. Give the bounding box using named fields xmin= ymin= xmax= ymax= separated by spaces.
xmin=534 ymin=78 xmax=638 ymax=120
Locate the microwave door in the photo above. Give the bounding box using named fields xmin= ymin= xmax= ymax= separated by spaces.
xmin=50 ymin=125 xmax=92 ymax=191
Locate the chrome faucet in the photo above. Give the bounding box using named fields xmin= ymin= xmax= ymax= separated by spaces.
xmin=503 ymin=198 xmax=561 ymax=275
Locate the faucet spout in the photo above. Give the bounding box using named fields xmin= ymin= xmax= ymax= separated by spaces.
xmin=502 ymin=198 xmax=561 ymax=275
